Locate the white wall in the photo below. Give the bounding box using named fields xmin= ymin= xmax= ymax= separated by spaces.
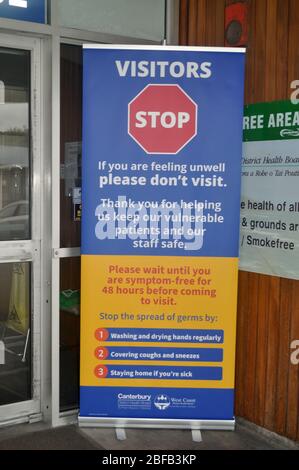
xmin=57 ymin=0 xmax=165 ymax=41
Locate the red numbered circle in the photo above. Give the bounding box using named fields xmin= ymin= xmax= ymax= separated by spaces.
xmin=94 ymin=346 xmax=109 ymax=360
xmin=94 ymin=328 xmax=109 ymax=341
xmin=94 ymin=365 xmax=108 ymax=378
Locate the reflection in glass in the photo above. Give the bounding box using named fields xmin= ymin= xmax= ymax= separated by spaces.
xmin=0 ymin=263 xmax=31 ymax=406
xmin=60 ymin=257 xmax=81 ymax=411
xmin=60 ymin=44 xmax=82 ymax=248
xmin=0 ymin=48 xmax=30 ymax=241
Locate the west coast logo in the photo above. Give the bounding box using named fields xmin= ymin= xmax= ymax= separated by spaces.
xmin=154 ymin=394 xmax=171 ymax=410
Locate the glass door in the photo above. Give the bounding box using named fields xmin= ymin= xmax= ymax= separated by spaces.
xmin=51 ymin=41 xmax=82 ymax=425
xmin=59 ymin=43 xmax=82 ymax=413
xmin=0 ymin=34 xmax=41 ymax=424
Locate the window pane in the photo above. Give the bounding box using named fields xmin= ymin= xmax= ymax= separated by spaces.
xmin=57 ymin=0 xmax=165 ymax=41
xmin=0 ymin=262 xmax=32 ymax=406
xmin=60 ymin=257 xmax=80 ymax=411
xmin=0 ymin=48 xmax=30 ymax=241
xmin=60 ymin=44 xmax=82 ymax=248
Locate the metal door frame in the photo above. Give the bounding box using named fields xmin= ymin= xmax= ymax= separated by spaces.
xmin=0 ymin=33 xmax=42 ymax=426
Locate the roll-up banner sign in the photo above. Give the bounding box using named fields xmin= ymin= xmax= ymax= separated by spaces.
xmin=80 ymin=45 xmax=245 ymax=429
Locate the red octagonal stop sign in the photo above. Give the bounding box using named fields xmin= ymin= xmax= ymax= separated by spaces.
xmin=128 ymin=84 xmax=197 ymax=154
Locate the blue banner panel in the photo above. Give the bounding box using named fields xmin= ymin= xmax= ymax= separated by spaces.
xmin=82 ymin=47 xmax=245 ymax=258
xmin=0 ymin=0 xmax=45 ymax=23
xmin=80 ymin=386 xmax=234 ymax=420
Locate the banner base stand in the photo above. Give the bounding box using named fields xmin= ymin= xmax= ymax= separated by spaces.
xmin=78 ymin=417 xmax=235 ymax=431
xmin=115 ymin=428 xmax=127 ymax=440
xmin=192 ymin=430 xmax=202 ymax=442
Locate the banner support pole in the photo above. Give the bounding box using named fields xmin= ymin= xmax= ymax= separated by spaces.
xmin=116 ymin=428 xmax=127 ymax=441
xmin=163 ymin=0 xmax=167 ymax=46
xmin=192 ymin=430 xmax=203 ymax=443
